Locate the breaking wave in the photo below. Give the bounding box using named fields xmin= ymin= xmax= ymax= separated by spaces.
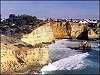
xmin=41 ymin=39 xmax=99 ymax=74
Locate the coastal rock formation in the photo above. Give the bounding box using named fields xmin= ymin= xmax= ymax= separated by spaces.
xmin=51 ymin=22 xmax=87 ymax=39
xmin=70 ymin=22 xmax=87 ymax=39
xmin=21 ymin=22 xmax=88 ymax=45
xmin=79 ymin=41 xmax=91 ymax=52
xmin=21 ymin=23 xmax=55 ymax=45
xmin=1 ymin=35 xmax=49 ymax=74
xmin=88 ymin=29 xmax=99 ymax=39
xmin=1 ymin=43 xmax=18 ymax=73
xmin=21 ymin=21 xmax=71 ymax=45
xmin=51 ymin=22 xmax=70 ymax=39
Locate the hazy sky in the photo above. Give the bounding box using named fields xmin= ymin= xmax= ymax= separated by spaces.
xmin=1 ymin=1 xmax=99 ymax=19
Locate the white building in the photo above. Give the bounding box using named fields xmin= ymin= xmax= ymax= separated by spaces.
xmin=79 ymin=20 xmax=88 ymax=24
xmin=85 ymin=19 xmax=97 ymax=23
xmin=1 ymin=18 xmax=5 ymax=22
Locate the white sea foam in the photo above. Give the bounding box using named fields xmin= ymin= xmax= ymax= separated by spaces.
xmin=41 ymin=39 xmax=99 ymax=74
xmin=41 ymin=53 xmax=89 ymax=74
xmin=48 ymin=39 xmax=82 ymax=61
xmin=49 ymin=39 xmax=81 ymax=48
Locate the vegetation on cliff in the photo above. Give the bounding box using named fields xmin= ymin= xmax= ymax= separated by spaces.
xmin=0 ymin=14 xmax=42 ymax=37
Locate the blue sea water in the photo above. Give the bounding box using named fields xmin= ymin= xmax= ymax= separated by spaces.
xmin=41 ymin=39 xmax=100 ymax=74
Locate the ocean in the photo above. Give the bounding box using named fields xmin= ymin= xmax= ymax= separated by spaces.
xmin=40 ymin=39 xmax=100 ymax=74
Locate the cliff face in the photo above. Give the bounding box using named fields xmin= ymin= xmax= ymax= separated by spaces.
xmin=21 ymin=23 xmax=55 ymax=45
xmin=88 ymin=22 xmax=100 ymax=39
xmin=70 ymin=22 xmax=87 ymax=39
xmin=1 ymin=35 xmax=49 ymax=74
xmin=51 ymin=22 xmax=88 ymax=39
xmin=21 ymin=22 xmax=88 ymax=45
xmin=88 ymin=29 xmax=99 ymax=39
xmin=51 ymin=22 xmax=70 ymax=39
xmin=21 ymin=22 xmax=71 ymax=45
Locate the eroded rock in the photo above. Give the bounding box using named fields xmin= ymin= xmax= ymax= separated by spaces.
xmin=1 ymin=42 xmax=49 ymax=74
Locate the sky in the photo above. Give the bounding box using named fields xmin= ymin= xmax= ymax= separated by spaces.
xmin=1 ymin=1 xmax=99 ymax=19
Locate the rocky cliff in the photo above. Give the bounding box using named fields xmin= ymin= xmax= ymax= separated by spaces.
xmin=21 ymin=23 xmax=55 ymax=45
xmin=51 ymin=22 xmax=70 ymax=39
xmin=1 ymin=35 xmax=49 ymax=74
xmin=88 ymin=29 xmax=99 ymax=39
xmin=70 ymin=22 xmax=87 ymax=39
xmin=21 ymin=21 xmax=87 ymax=45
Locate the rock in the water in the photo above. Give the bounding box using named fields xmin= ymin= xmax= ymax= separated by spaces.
xmin=79 ymin=41 xmax=91 ymax=52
